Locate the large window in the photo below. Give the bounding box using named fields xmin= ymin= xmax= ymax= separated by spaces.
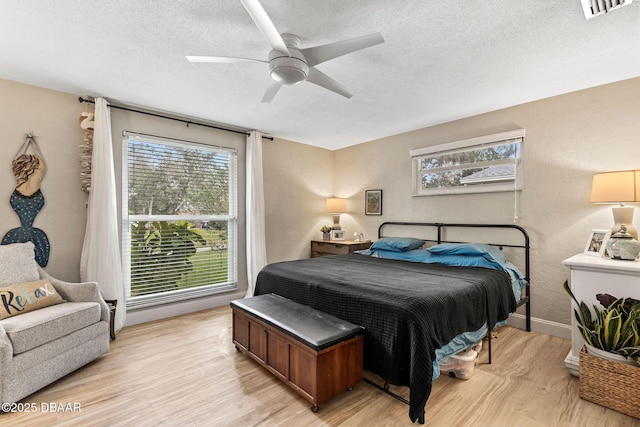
xmin=122 ymin=132 xmax=237 ymax=309
xmin=410 ymin=129 xmax=524 ymax=196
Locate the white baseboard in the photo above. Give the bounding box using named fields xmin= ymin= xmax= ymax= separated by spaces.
xmin=124 ymin=290 xmax=245 ymax=327
xmin=507 ymin=313 xmax=572 ymax=340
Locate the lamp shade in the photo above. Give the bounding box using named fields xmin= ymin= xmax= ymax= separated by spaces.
xmin=590 ymin=170 xmax=640 ymax=203
xmin=325 ymin=198 xmax=347 ymax=213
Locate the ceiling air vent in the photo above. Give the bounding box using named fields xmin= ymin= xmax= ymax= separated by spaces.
xmin=581 ymin=0 xmax=634 ymax=19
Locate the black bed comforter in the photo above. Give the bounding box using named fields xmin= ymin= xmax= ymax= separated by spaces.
xmin=254 ymin=253 xmax=516 ymax=423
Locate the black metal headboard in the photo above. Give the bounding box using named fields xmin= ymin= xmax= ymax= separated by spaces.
xmin=378 ymin=222 xmax=531 ymax=331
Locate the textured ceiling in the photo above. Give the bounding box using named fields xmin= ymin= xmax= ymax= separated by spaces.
xmin=1 ymin=1 xmax=639 ymax=150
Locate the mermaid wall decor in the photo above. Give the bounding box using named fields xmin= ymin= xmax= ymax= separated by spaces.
xmin=1 ymin=133 xmax=51 ymax=266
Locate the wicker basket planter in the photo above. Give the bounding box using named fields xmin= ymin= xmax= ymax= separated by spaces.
xmin=579 ymin=346 xmax=640 ymax=419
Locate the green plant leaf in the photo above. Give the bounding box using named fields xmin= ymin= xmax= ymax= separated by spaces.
xmin=609 ymin=297 xmax=626 ymax=312
xmin=630 ymin=310 xmax=640 ymax=347
xmin=578 ymin=325 xmax=595 ymax=346
xmin=616 ymin=346 xmax=640 ymax=362
xmin=562 ymin=281 xmax=640 ymax=355
xmin=602 ymin=310 xmax=623 ymax=350
xmin=564 ymin=280 xmax=594 ymax=327
xmin=580 ymin=302 xmax=594 ymax=327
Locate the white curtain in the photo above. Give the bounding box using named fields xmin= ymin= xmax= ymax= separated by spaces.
xmin=80 ymin=97 xmax=126 ymax=331
xmin=245 ymin=131 xmax=267 ymax=298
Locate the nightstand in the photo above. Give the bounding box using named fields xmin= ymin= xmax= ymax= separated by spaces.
xmin=562 ymin=253 xmax=640 ymax=376
xmin=311 ymin=240 xmax=372 ymax=258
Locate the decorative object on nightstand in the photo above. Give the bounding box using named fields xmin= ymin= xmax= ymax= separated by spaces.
xmin=331 ymin=229 xmax=345 ymax=241
xmin=320 ymin=225 xmax=332 ymax=241
xmin=325 ymin=198 xmax=347 ymax=230
xmin=590 ymin=170 xmax=639 ymax=239
xmin=605 ymin=224 xmax=640 ymax=260
xmin=607 ymin=224 xmax=640 ymax=261
xmin=584 ymin=229 xmax=611 ymax=257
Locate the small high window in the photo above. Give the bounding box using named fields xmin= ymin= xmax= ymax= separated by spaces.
xmin=410 ymin=129 xmax=524 ymax=196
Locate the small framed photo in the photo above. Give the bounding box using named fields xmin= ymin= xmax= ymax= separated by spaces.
xmin=584 ymin=229 xmax=611 ymax=257
xmin=365 ymin=189 xmax=382 ymax=216
xmin=331 ymin=230 xmax=346 ymax=241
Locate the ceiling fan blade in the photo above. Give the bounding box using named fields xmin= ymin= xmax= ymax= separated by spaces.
xmin=306 ymin=68 xmax=352 ymax=98
xmin=261 ymin=81 xmax=281 ymax=103
xmin=186 ymin=55 xmax=266 ymax=64
xmin=301 ymin=33 xmax=384 ymax=67
xmin=240 ymin=0 xmax=290 ymax=55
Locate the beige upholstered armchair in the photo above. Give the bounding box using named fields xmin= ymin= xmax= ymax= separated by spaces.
xmin=0 ymin=242 xmax=110 ymax=405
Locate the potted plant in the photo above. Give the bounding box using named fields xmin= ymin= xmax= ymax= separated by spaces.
xmin=320 ymin=225 xmax=332 ymax=241
xmin=563 ymin=280 xmax=640 ymax=365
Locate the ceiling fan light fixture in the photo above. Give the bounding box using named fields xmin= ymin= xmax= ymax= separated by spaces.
xmin=268 ymin=50 xmax=309 ymax=85
xmin=271 ymin=66 xmax=307 ymax=85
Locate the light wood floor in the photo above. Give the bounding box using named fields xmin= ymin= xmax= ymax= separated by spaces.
xmin=3 ymin=305 xmax=640 ymax=427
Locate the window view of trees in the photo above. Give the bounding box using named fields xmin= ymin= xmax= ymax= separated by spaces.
xmin=419 ymin=141 xmax=519 ymax=190
xmin=124 ymin=137 xmax=236 ymax=301
xmin=130 ymin=220 xmax=206 ymax=296
xmin=128 ymin=142 xmax=230 ymax=216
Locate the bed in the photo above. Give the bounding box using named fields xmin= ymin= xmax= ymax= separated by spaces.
xmin=254 ymin=222 xmax=531 ymax=423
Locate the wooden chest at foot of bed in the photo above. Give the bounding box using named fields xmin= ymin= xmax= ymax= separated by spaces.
xmin=230 ymin=293 xmax=365 ymax=412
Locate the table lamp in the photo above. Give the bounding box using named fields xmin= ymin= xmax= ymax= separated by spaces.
xmin=590 ymin=170 xmax=639 ymax=239
xmin=325 ymin=198 xmax=347 ymax=230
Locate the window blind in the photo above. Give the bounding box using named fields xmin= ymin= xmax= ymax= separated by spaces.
xmin=122 ymin=132 xmax=238 ymax=309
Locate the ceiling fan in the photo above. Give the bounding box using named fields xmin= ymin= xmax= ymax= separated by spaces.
xmin=186 ymin=0 xmax=385 ymax=103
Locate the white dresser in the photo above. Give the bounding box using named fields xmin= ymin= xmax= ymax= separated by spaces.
xmin=562 ymin=253 xmax=640 ymax=376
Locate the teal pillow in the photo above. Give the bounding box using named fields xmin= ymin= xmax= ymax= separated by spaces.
xmin=370 ymin=237 xmax=425 ymax=252
xmin=427 ymin=243 xmax=508 ymax=264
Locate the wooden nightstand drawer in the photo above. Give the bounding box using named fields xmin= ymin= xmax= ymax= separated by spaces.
xmin=311 ymin=240 xmax=372 ymax=258
xmin=312 ymin=242 xmax=349 ymax=255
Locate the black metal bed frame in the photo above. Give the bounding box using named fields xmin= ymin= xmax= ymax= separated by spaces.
xmin=377 ymin=222 xmax=531 ymax=330
xmin=364 ymin=221 xmax=532 ymax=423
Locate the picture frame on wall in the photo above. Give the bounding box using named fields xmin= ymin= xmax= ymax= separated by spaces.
xmin=584 ymin=229 xmax=611 ymax=257
xmin=365 ymin=189 xmax=382 ymax=215
xmin=331 ymin=230 xmax=346 ymax=241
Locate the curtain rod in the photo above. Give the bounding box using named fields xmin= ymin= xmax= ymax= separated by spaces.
xmin=78 ymin=97 xmax=273 ymax=141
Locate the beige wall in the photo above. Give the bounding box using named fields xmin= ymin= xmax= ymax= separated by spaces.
xmin=4 ymin=76 xmax=639 ymax=332
xmin=333 ymin=77 xmax=640 ymax=329
xmin=262 ymin=138 xmax=334 ymax=262
xmin=0 ymin=79 xmax=89 ymax=281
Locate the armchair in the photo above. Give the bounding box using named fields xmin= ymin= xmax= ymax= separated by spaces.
xmin=0 ymin=242 xmax=110 ymax=405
